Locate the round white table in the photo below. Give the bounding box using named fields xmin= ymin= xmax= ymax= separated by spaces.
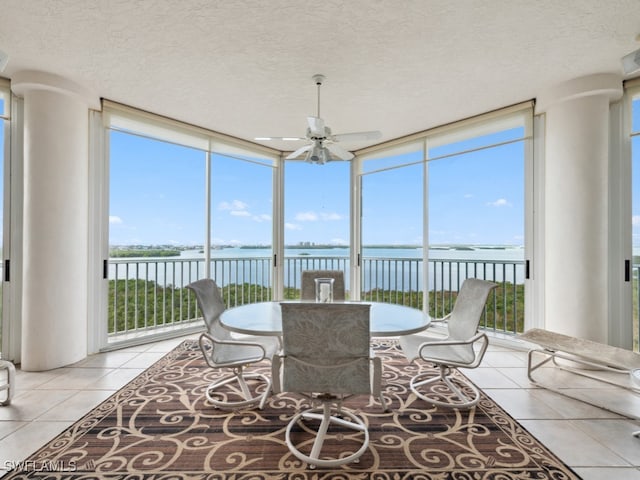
xmin=220 ymin=301 xmax=430 ymax=337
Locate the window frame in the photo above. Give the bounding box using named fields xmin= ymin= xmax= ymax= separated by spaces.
xmin=354 ymin=103 xmax=533 ymax=326
xmin=98 ymin=101 xmax=280 ymax=350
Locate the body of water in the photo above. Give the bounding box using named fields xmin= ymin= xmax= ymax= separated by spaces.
xmin=110 ymin=246 xmax=525 ymax=292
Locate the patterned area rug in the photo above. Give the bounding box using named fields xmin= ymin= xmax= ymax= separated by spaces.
xmin=5 ymin=339 xmax=581 ymax=479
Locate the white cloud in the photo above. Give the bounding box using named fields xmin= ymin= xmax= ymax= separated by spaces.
xmin=285 ymin=223 xmax=302 ymax=230
xmin=219 ymin=199 xmax=262 ymax=218
xmin=230 ymin=210 xmax=251 ymax=217
xmin=219 ymin=200 xmax=249 ymax=211
xmin=109 ymin=216 xmax=123 ymax=224
xmin=253 ymin=214 xmax=271 ymax=222
xmin=295 ymin=211 xmax=343 ymax=221
xmin=488 ymin=198 xmax=511 ymax=207
xmin=295 ymin=211 xmax=319 ymax=221
xmin=633 ymin=215 xmax=640 ymax=226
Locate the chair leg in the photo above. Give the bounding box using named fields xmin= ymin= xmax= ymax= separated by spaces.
xmin=372 ymin=356 xmax=389 ymax=412
xmin=285 ymin=402 xmax=369 ymax=468
xmin=309 ymin=404 xmax=332 ymax=462
xmin=410 ymin=365 xmax=481 ymax=409
xmin=204 ymin=368 xmax=271 ymax=409
xmin=378 ymin=392 xmax=388 ymax=412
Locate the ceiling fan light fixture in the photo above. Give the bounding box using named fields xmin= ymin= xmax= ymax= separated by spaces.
xmin=306 ymin=143 xmax=329 ymax=165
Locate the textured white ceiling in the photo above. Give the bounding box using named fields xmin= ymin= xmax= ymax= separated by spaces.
xmin=1 ymin=0 xmax=640 ymax=153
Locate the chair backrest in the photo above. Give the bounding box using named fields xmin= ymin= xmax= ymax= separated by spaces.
xmin=187 ymin=279 xmax=231 ymax=340
xmin=447 ymin=278 xmax=497 ymax=341
xmin=300 ymin=270 xmax=346 ymax=301
xmin=279 ymin=302 xmax=371 ymax=395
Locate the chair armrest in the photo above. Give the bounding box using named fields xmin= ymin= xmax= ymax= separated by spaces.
xmin=198 ymin=332 xmax=268 ymax=367
xmin=429 ymin=313 xmax=451 ymax=324
xmin=200 ymin=332 xmax=269 ymax=353
xmin=418 ymin=331 xmax=483 ymax=349
xmin=418 ymin=331 xmax=489 ymax=368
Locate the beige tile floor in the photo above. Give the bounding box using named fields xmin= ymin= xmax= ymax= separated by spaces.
xmin=0 ymin=335 xmax=640 ymax=479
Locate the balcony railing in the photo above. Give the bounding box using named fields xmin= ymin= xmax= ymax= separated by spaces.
xmin=108 ymin=254 xmax=526 ymax=343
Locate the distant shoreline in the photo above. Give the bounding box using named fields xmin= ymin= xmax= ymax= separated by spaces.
xmin=110 ymin=243 xmax=523 ymax=258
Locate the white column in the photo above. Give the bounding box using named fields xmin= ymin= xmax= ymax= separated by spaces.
xmin=12 ymin=71 xmax=99 ymax=371
xmin=536 ymin=74 xmax=622 ymax=342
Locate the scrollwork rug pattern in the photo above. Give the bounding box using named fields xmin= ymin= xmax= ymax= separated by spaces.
xmin=4 ymin=339 xmax=581 ymax=479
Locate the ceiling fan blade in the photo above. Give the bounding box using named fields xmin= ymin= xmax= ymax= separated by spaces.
xmin=325 ymin=142 xmax=354 ymax=161
xmin=254 ymin=136 xmax=305 ymax=141
xmin=307 ymin=116 xmax=325 ymax=136
xmin=286 ymin=144 xmax=313 ymax=159
xmin=331 ymin=130 xmax=382 ymax=142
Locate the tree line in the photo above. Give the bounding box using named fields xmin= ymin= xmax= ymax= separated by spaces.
xmin=108 ymin=279 xmax=524 ymax=335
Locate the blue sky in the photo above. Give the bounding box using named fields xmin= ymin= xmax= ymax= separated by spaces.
xmin=1 ymin=93 xmax=638 ymax=250
xmin=108 ymin=128 xmax=526 ymax=247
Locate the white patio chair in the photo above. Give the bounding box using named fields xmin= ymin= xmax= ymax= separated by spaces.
xmin=399 ymin=278 xmax=497 ymax=409
xmin=300 ymin=270 xmax=346 ymax=301
xmin=272 ymin=302 xmax=386 ymax=468
xmin=187 ymin=279 xmax=278 ymax=409
xmin=0 ymin=359 xmax=15 ymax=406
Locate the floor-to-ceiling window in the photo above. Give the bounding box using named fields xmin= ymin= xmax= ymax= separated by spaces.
xmin=358 ymin=142 xmax=424 ymax=307
xmin=0 ymin=81 xmax=8 ymax=358
xmin=427 ymin=117 xmax=527 ymax=333
xmin=356 ymin=105 xmax=530 ymax=332
xmin=283 ymin=159 xmax=350 ymax=297
xmin=211 ymin=150 xmax=274 ymax=305
xmin=108 ymin=130 xmax=206 ymax=340
xmin=103 ymin=102 xmax=278 ymax=347
xmin=101 ymin=100 xmax=532 ymax=347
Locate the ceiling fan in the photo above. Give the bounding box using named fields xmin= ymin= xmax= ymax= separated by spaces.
xmin=255 ymin=74 xmax=382 ymax=165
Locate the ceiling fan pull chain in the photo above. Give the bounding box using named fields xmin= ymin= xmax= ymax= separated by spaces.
xmin=315 ymin=74 xmax=323 ymax=118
